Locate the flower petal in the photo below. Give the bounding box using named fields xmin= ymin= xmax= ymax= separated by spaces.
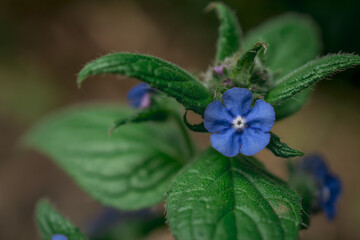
xmin=321 ymin=174 xmax=342 ymax=220
xmin=210 ymin=128 xmax=240 ymax=157
xmin=300 ymin=155 xmax=329 ymax=184
xmin=127 ymin=83 xmax=151 ymax=108
xmin=222 ymin=88 xmax=253 ymax=117
xmin=140 ymin=93 xmax=151 ymax=108
xmin=245 ymin=99 xmax=275 ymax=132
xmin=204 ymin=100 xmax=233 ymax=133
xmin=239 ymin=128 xmax=270 ymax=156
xmin=51 ymin=234 xmax=68 ymax=240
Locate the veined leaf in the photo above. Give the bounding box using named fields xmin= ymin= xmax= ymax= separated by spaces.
xmin=26 ymin=105 xmax=192 ymax=210
xmin=231 ymin=42 xmax=266 ymax=86
xmin=166 ymin=148 xmax=302 ymax=240
xmin=77 ymin=53 xmax=213 ymax=115
xmin=266 ymin=54 xmax=360 ymax=105
xmin=208 ymin=2 xmax=242 ymax=63
xmin=267 ymin=132 xmax=304 ymax=158
xmin=244 ymin=14 xmax=322 ymax=81
xmin=36 ymin=199 xmax=86 ymax=240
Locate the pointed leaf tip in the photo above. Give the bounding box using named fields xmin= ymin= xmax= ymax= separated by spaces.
xmin=36 ymin=199 xmax=86 ymax=240
xmin=209 ymin=2 xmax=242 ymax=63
xmin=266 ymin=54 xmax=360 ymax=105
xmin=77 ymin=53 xmax=212 ymax=115
xmin=231 ymin=42 xmax=267 ymax=85
xmin=267 ymin=132 xmax=304 ymax=158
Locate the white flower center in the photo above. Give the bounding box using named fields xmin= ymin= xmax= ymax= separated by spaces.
xmin=232 ymin=116 xmax=246 ymax=130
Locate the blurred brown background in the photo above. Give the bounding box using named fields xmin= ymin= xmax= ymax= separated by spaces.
xmin=0 ymin=0 xmax=359 ymax=239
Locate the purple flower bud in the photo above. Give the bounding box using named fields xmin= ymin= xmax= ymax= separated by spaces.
xmin=213 ymin=65 xmax=225 ymax=76
xmin=127 ymin=83 xmax=153 ymax=108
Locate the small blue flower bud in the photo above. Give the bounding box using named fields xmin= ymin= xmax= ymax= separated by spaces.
xmin=297 ymin=155 xmax=342 ymax=220
xmin=127 ymin=83 xmax=153 ymax=108
xmin=51 ymin=234 xmax=68 ymax=240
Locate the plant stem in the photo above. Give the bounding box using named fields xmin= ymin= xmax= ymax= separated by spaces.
xmin=172 ymin=112 xmax=195 ymax=158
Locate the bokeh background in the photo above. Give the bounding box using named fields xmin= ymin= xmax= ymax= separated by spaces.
xmin=1 ymin=0 xmax=360 ymax=239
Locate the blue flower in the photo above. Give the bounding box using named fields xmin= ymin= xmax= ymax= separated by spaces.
xmin=51 ymin=234 xmax=68 ymax=240
xmin=127 ymin=83 xmax=153 ymax=108
xmin=299 ymin=155 xmax=342 ymax=220
xmin=204 ymin=88 xmax=275 ymax=157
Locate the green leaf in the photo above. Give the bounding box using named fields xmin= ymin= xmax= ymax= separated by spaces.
xmin=274 ymin=88 xmax=312 ymax=121
xmin=244 ymin=14 xmax=322 ymax=81
xmin=208 ymin=2 xmax=242 ymax=63
xmin=183 ymin=111 xmax=207 ymax=133
xmin=267 ymin=132 xmax=304 ymax=158
xmin=92 ymin=216 xmax=166 ymax=240
xmin=77 ymin=53 xmax=213 ymax=115
xmin=230 ymin=42 xmax=266 ymax=86
xmin=266 ymin=54 xmax=360 ymax=105
xmin=36 ymin=199 xmax=86 ymax=240
xmin=26 ymin=105 xmax=192 ymax=210
xmin=166 ymin=148 xmax=302 ymax=240
xmin=109 ymin=106 xmax=168 ymax=134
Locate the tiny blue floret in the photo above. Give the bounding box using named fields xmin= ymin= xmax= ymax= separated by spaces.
xmin=127 ymin=83 xmax=153 ymax=108
xmin=51 ymin=234 xmax=68 ymax=240
xmin=300 ymin=154 xmax=342 ymax=220
xmin=204 ymin=88 xmax=275 ymax=157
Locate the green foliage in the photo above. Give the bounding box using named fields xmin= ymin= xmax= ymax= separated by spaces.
xmin=109 ymin=105 xmax=169 ymax=134
xmin=92 ymin=216 xmax=166 ymax=240
xmin=267 ymin=132 xmax=304 ymax=158
xmin=77 ymin=53 xmax=213 ymax=115
xmin=231 ymin=42 xmax=266 ymax=86
xmin=288 ymin=170 xmax=317 ymax=230
xmin=183 ymin=111 xmax=207 ymax=132
xmin=242 ymin=14 xmax=323 ymax=119
xmin=26 ymin=3 xmax=360 ymax=239
xmin=166 ymin=148 xmax=302 ymax=240
xmin=266 ymin=54 xmax=360 ymax=105
xmin=244 ymin=14 xmax=322 ymax=81
xmin=26 ymin=105 xmax=192 ymax=210
xmin=36 ymin=199 xmax=86 ymax=240
xmin=208 ymin=2 xmax=242 ymax=63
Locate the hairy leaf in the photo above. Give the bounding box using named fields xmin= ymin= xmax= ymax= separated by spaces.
xmin=166 ymin=148 xmax=302 ymax=240
xmin=244 ymin=14 xmax=322 ymax=81
xmin=266 ymin=54 xmax=360 ymax=105
xmin=208 ymin=2 xmax=242 ymax=63
xmin=77 ymin=53 xmax=213 ymax=115
xmin=267 ymin=132 xmax=304 ymax=158
xmin=26 ymin=105 xmax=192 ymax=210
xmin=36 ymin=199 xmax=86 ymax=240
xmin=231 ymin=42 xmax=266 ymax=86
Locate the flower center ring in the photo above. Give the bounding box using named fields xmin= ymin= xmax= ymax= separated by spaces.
xmin=232 ymin=116 xmax=246 ymax=130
